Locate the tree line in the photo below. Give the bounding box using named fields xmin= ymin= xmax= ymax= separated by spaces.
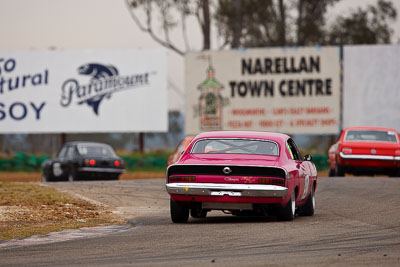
xmin=125 ymin=0 xmax=397 ymax=55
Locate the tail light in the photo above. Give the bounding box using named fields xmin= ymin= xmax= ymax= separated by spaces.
xmin=258 ymin=177 xmax=285 ymax=186
xmin=395 ymin=150 xmax=400 ymax=156
xmin=342 ymin=147 xmax=352 ymax=154
xmin=169 ymin=176 xmax=196 ymax=182
xmin=84 ymin=159 xmax=96 ymax=166
xmin=114 ymin=160 xmax=120 ymax=167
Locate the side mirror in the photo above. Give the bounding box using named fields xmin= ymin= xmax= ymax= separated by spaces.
xmin=303 ymin=154 xmax=312 ymax=161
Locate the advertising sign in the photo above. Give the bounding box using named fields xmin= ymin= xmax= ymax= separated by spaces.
xmin=185 ymin=47 xmax=340 ymax=135
xmin=0 ymin=50 xmax=167 ymax=133
xmin=343 ymin=45 xmax=400 ymax=131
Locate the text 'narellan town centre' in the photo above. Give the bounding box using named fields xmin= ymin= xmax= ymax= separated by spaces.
xmin=230 ymin=56 xmax=332 ymax=98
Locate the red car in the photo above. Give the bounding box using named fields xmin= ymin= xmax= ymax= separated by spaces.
xmin=329 ymin=127 xmax=400 ymax=177
xmin=166 ymin=131 xmax=317 ymax=223
xmin=167 ymin=136 xmax=195 ymax=165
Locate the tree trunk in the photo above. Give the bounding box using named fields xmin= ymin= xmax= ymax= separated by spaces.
xmin=278 ymin=0 xmax=286 ymax=46
xmin=138 ymin=132 xmax=145 ymax=153
xmin=297 ymin=0 xmax=304 ymax=45
xmin=202 ymin=0 xmax=211 ymax=50
xmin=232 ymin=0 xmax=242 ymax=48
xmin=60 ymin=133 xmax=67 ymax=147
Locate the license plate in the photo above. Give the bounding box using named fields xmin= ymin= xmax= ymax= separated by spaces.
xmin=210 ymin=191 xmax=242 ymax=197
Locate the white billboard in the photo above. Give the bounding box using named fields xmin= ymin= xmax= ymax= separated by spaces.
xmin=0 ymin=50 xmax=167 ymax=133
xmin=185 ymin=47 xmax=340 ymax=135
xmin=343 ymin=45 xmax=400 ymax=131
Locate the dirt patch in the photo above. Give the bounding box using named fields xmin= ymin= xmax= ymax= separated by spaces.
xmin=0 ymin=172 xmax=42 ymax=182
xmin=0 ymin=171 xmax=165 ymax=240
xmin=0 ymin=182 xmax=124 ymax=240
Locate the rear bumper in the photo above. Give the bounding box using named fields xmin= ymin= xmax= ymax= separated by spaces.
xmin=338 ymin=152 xmax=400 ymax=169
xmin=339 ymin=152 xmax=400 ymax=161
xmin=166 ymin=183 xmax=288 ymax=198
xmin=77 ymin=167 xmax=124 ymax=173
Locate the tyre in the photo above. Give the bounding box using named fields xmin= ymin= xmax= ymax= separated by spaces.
xmin=328 ymin=168 xmax=335 ymax=177
xmin=335 ymin=164 xmax=345 ymax=177
xmin=277 ymin=192 xmax=295 ymax=221
xmin=389 ymin=169 xmax=400 ymax=178
xmin=68 ymin=168 xmax=77 ymax=182
xmin=301 ymin=186 xmax=315 ymax=216
xmin=170 ymin=198 xmax=189 ymax=223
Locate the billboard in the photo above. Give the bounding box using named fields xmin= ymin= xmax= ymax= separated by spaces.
xmin=0 ymin=50 xmax=167 ymax=133
xmin=343 ymin=45 xmax=400 ymax=131
xmin=185 ymin=47 xmax=340 ymax=135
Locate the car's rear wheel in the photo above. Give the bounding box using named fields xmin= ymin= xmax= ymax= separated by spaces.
xmin=335 ymin=164 xmax=345 ymax=177
xmin=301 ymin=186 xmax=315 ymax=216
xmin=277 ymin=192 xmax=295 ymax=221
xmin=328 ymin=168 xmax=335 ymax=177
xmin=170 ymin=199 xmax=189 ymax=223
xmin=389 ymin=169 xmax=400 ymax=178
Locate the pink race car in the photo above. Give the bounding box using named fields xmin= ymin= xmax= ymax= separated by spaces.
xmin=166 ymin=131 xmax=317 ymax=223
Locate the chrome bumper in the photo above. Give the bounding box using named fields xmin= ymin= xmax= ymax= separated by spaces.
xmin=339 ymin=152 xmax=400 ymax=161
xmin=78 ymin=167 xmax=124 ymax=173
xmin=166 ymin=183 xmax=288 ymax=198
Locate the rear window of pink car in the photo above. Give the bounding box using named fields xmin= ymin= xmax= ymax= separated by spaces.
xmin=191 ymin=139 xmax=279 ymax=156
xmin=345 ymin=130 xmax=398 ymax=142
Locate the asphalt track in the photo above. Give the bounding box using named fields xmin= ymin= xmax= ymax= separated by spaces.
xmin=1 ymin=177 xmax=400 ymax=266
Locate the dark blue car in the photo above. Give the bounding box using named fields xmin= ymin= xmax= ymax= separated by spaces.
xmin=42 ymin=142 xmax=124 ymax=182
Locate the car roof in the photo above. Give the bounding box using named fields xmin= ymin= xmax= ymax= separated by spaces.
xmin=192 ymin=131 xmax=290 ymax=143
xmin=64 ymin=141 xmax=111 ymax=147
xmin=343 ymin=126 xmax=398 ymax=132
